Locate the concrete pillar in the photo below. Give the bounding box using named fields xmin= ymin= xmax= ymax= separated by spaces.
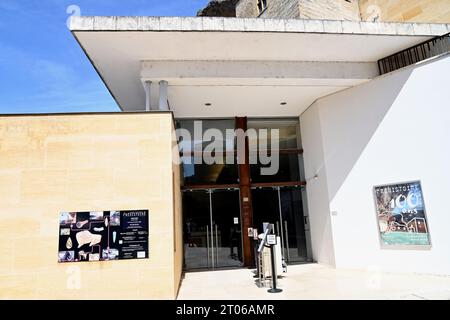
xmin=144 ymin=81 xmax=152 ymax=111
xmin=159 ymin=80 xmax=169 ymax=111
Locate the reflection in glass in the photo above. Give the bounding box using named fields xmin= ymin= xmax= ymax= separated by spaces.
xmin=182 ymin=155 xmax=238 ymax=185
xmin=183 ymin=190 xmax=210 ymax=270
xmin=250 ymin=154 xmax=300 ymax=183
xmin=247 ymin=118 xmax=300 ymax=150
xmin=211 ymin=189 xmax=243 ymax=268
xmin=176 ymin=119 xmax=235 ymax=153
xmin=183 ymin=189 xmax=243 ymax=270
xmin=251 ymin=187 xmax=308 ymax=263
xmin=280 ymin=188 xmax=308 ymax=263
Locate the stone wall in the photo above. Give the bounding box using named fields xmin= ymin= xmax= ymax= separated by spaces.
xmin=0 ymin=112 xmax=182 ymax=299
xmin=299 ymin=0 xmax=361 ymax=21
xmin=260 ymin=0 xmax=300 ymax=19
xmin=236 ymin=0 xmax=259 ymax=18
xmin=236 ymin=0 xmax=300 ymax=18
xmin=236 ymin=0 xmax=359 ymax=20
xmin=234 ymin=0 xmax=450 ymax=23
xmin=360 ymin=0 xmax=450 ymax=23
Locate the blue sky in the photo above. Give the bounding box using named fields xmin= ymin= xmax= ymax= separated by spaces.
xmin=0 ymin=0 xmax=208 ymax=114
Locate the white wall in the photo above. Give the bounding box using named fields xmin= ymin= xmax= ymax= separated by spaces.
xmin=300 ymin=99 xmax=336 ymax=266
xmin=300 ymin=55 xmax=450 ymax=275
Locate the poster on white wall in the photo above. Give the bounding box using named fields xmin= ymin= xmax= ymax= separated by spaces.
xmin=374 ymin=181 xmax=431 ymax=247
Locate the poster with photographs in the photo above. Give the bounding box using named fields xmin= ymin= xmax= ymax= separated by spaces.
xmin=374 ymin=181 xmax=431 ymax=247
xmin=58 ymin=210 xmax=149 ymax=263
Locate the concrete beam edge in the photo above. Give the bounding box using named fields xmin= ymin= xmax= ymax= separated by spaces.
xmin=70 ymin=16 xmax=449 ymax=37
xmin=243 ymin=18 xmax=266 ymax=31
xmin=284 ymin=19 xmax=305 ymax=32
xmin=202 ymin=17 xmax=225 ymax=31
xmin=224 ymin=18 xmax=245 ymax=31
xmin=138 ymin=17 xmax=161 ymax=31
xmin=264 ymin=18 xmax=286 ymax=32
xmin=412 ymin=23 xmax=432 ymax=36
xmin=70 ymin=16 xmax=94 ymax=30
xmin=342 ymin=20 xmax=361 ymax=34
xmin=116 ymin=16 xmax=139 ymax=30
xmin=323 ymin=20 xmax=343 ymax=33
xmin=304 ymin=19 xmax=324 ymax=33
xmin=93 ymin=16 xmax=117 ymax=31
xmin=159 ymin=17 xmax=183 ymax=31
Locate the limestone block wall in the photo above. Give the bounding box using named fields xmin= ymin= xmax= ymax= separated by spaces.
xmin=236 ymin=0 xmax=260 ymax=18
xmin=236 ymin=0 xmax=450 ymax=23
xmin=236 ymin=0 xmax=359 ymax=20
xmin=0 ymin=112 xmax=182 ymax=299
xmin=360 ymin=0 xmax=450 ymax=23
xmin=172 ymin=122 xmax=183 ymax=297
xmin=299 ymin=0 xmax=361 ymax=21
xmin=236 ymin=0 xmax=300 ymax=18
xmin=259 ymin=0 xmax=300 ymax=19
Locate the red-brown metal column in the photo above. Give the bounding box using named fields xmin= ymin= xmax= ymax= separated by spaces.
xmin=235 ymin=117 xmax=254 ymax=267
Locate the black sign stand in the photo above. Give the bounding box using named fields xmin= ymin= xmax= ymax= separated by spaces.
xmin=268 ymin=243 xmax=282 ymax=293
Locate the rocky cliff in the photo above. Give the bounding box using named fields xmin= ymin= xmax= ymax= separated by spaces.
xmin=197 ymin=0 xmax=239 ymax=17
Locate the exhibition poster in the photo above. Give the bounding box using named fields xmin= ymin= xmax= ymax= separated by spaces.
xmin=58 ymin=210 xmax=149 ymax=262
xmin=374 ymin=181 xmax=430 ymax=246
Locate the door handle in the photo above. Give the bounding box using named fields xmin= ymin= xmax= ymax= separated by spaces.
xmin=215 ymin=224 xmax=219 ymax=266
xmin=284 ymin=220 xmax=290 ymax=262
xmin=206 ymin=225 xmax=210 ymax=268
xmin=276 ymin=220 xmax=286 ymax=261
xmin=276 ymin=221 xmax=281 ymax=240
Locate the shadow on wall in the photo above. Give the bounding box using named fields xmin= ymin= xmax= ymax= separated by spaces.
xmin=302 ymin=55 xmax=450 ymax=273
xmin=300 ymin=63 xmax=414 ymax=267
xmin=320 ymin=67 xmax=414 ymax=202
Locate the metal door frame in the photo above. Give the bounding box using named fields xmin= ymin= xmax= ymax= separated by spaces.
xmin=183 ymin=187 xmax=244 ymax=270
xmin=252 ymin=185 xmax=308 ymax=264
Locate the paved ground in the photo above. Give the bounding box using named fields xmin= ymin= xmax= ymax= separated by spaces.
xmin=177 ymin=264 xmax=450 ymax=300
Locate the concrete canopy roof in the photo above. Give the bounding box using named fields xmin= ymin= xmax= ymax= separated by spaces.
xmin=70 ymin=16 xmax=449 ymax=117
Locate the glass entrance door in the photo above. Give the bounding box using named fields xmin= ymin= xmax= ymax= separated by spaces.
xmin=212 ymin=189 xmax=243 ymax=268
xmin=280 ymin=187 xmax=308 ymax=263
xmin=252 ymin=186 xmax=309 ymax=263
xmin=183 ymin=188 xmax=243 ymax=270
xmin=183 ymin=190 xmax=210 ymax=270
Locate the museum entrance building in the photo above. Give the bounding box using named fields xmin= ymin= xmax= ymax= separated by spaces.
xmin=1 ymin=16 xmax=449 ymax=300
xmin=177 ymin=117 xmax=312 ymax=270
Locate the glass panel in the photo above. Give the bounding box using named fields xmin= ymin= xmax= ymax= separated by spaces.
xmin=247 ymin=119 xmax=300 ymax=150
xmin=251 ymin=187 xmax=308 ymax=264
xmin=251 ymin=188 xmax=280 ymax=235
xmin=280 ymin=187 xmax=308 ymax=263
xmin=176 ymin=119 xmax=235 ymax=152
xmin=177 ymin=119 xmax=238 ymax=185
xmin=181 ymin=155 xmax=238 ymax=185
xmin=211 ymin=189 xmax=243 ymax=268
xmin=183 ymin=190 xmax=211 ymax=270
xmin=250 ymin=154 xmax=300 ymax=183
